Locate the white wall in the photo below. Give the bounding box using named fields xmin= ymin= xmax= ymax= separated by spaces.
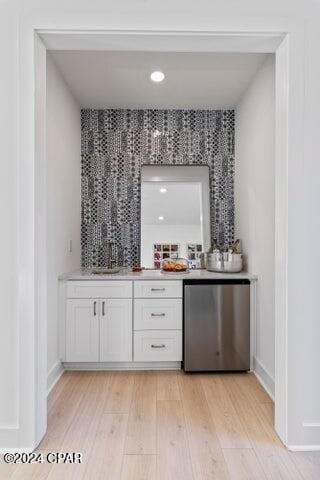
xmin=46 ymin=54 xmax=81 ymax=388
xmin=0 ymin=2 xmax=18 ymax=431
xmin=1 ymin=0 xmax=320 ymax=451
xmin=235 ymin=55 xmax=275 ymax=395
xmin=295 ymin=16 xmax=320 ymax=446
xmin=141 ymin=224 xmax=202 ymax=267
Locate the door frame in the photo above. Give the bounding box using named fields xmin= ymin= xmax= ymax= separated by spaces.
xmin=15 ymin=20 xmax=305 ymax=450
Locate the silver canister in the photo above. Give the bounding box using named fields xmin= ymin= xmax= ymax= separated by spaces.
xmin=205 ymin=252 xmax=243 ymax=273
xmin=222 ymin=253 xmax=243 ymax=273
xmin=205 ymin=252 xmax=224 ymax=272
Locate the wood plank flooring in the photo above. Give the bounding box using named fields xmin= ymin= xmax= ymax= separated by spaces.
xmin=2 ymin=371 xmax=320 ymax=480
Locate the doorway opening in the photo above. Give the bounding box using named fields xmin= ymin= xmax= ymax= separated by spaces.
xmin=30 ymin=30 xmax=289 ymax=451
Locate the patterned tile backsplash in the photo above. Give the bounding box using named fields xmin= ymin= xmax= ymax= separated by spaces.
xmin=81 ymin=109 xmax=235 ymax=268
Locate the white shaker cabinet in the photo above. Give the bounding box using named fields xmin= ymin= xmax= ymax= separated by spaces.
xmin=66 ymin=299 xmax=99 ymax=362
xmin=100 ymin=298 xmax=132 ymax=361
xmin=61 ymin=276 xmax=253 ymax=369
xmin=63 ymin=279 xmax=182 ymax=365
xmin=65 ymin=281 xmax=133 ymax=362
xmin=133 ymin=281 xmax=183 ymax=362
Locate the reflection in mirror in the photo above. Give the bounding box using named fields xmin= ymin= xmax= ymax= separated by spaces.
xmin=141 ymin=166 xmax=210 ymax=269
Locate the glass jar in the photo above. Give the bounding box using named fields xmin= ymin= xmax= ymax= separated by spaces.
xmin=161 ymin=257 xmax=189 ymax=273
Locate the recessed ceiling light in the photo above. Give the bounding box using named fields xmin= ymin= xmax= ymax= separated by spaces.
xmin=158 ymin=216 xmax=164 ymax=221
xmin=151 ymin=71 xmax=165 ymax=82
xmin=159 ymin=187 xmax=167 ymax=194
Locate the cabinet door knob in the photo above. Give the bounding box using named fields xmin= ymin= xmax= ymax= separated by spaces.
xmin=102 ymin=301 xmax=105 ymax=316
xmin=93 ymin=301 xmax=97 ymax=316
xmin=151 ymin=344 xmax=166 ymax=348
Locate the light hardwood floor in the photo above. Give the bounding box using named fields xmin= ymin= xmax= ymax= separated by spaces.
xmin=1 ymin=371 xmax=320 ymax=480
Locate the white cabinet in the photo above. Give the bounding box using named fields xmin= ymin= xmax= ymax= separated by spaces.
xmin=134 ymin=281 xmax=182 ymax=298
xmin=66 ymin=296 xmax=132 ymax=362
xmin=133 ymin=281 xmax=183 ymax=362
xmin=64 ymin=279 xmax=182 ymax=365
xmin=134 ymin=330 xmax=182 ymax=361
xmin=66 ymin=299 xmax=99 ymax=362
xmin=134 ymin=299 xmax=182 ymax=330
xmin=100 ymin=299 xmax=132 ymax=361
xmin=67 ymin=280 xmax=132 ymax=299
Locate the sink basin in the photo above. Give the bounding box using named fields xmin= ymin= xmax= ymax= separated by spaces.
xmin=91 ymin=268 xmax=121 ymax=274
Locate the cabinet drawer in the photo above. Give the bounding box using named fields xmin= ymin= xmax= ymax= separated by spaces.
xmin=133 ymin=330 xmax=182 ymax=361
xmin=134 ymin=299 xmax=182 ymax=330
xmin=134 ymin=281 xmax=182 ymax=298
xmin=67 ymin=281 xmax=132 ymax=299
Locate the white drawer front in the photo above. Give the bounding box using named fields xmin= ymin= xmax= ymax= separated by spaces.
xmin=67 ymin=281 xmax=132 ymax=299
xmin=134 ymin=281 xmax=182 ymax=298
xmin=134 ymin=299 xmax=182 ymax=330
xmin=134 ymin=330 xmax=182 ymax=361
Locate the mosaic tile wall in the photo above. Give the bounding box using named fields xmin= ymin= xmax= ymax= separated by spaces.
xmin=81 ymin=109 xmax=235 ymax=268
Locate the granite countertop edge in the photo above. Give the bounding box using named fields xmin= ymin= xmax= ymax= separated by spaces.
xmin=59 ymin=269 xmax=257 ymax=281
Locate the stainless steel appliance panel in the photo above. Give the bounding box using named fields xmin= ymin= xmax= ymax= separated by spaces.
xmin=184 ymin=280 xmax=250 ymax=372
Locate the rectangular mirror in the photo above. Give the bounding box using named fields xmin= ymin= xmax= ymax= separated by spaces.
xmin=141 ymin=166 xmax=210 ymax=269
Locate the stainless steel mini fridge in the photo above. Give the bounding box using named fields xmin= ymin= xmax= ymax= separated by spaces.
xmin=183 ymin=279 xmax=250 ymax=372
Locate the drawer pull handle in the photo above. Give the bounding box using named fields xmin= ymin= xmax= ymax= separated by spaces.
xmin=151 ymin=344 xmax=166 ymax=348
xmin=151 ymin=288 xmax=166 ymax=292
xmin=93 ymin=301 xmax=97 ymax=316
xmin=151 ymin=313 xmax=166 ymax=317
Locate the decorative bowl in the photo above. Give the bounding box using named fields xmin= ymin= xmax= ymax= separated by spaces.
xmin=91 ymin=267 xmax=121 ymax=274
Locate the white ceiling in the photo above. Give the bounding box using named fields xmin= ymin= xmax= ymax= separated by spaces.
xmin=50 ymin=50 xmax=268 ymax=109
xmin=141 ymin=183 xmax=201 ymax=225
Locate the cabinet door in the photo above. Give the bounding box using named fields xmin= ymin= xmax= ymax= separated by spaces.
xmin=66 ymin=299 xmax=99 ymax=362
xmin=100 ymin=299 xmax=132 ymax=361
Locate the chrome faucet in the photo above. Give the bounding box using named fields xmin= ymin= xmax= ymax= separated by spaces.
xmin=105 ymin=241 xmax=116 ymax=269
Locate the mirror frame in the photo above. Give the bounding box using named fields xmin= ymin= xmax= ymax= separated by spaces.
xmin=141 ymin=165 xmax=211 ymax=265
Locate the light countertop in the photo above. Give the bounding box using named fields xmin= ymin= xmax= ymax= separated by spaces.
xmin=59 ymin=269 xmax=257 ymax=281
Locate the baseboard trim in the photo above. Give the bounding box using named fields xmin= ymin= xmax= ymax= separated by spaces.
xmin=63 ymin=361 xmax=181 ymax=371
xmin=0 ymin=427 xmax=37 ymax=453
xmin=0 ymin=447 xmax=35 ymax=454
xmin=253 ymin=356 xmax=275 ymax=401
xmin=47 ymin=361 xmax=64 ymax=395
xmin=288 ymin=445 xmax=320 ymax=451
